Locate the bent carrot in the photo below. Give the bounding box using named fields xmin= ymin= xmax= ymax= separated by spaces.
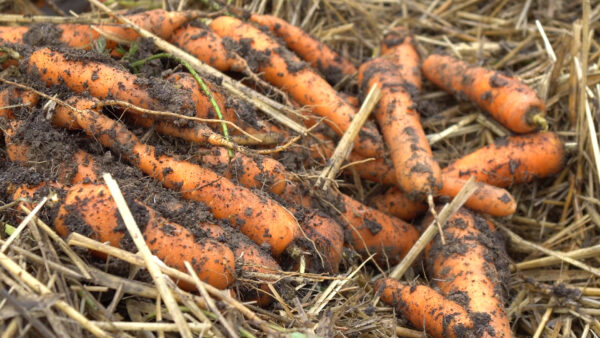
xmin=375 ymin=278 xmax=474 ymax=338
xmin=52 ymin=96 xmax=300 ymax=256
xmin=12 ymin=182 xmax=236 ymax=290
xmin=358 ymin=27 xmax=441 ymax=198
xmin=443 ymin=132 xmax=566 ymax=188
xmin=425 ymin=208 xmax=512 ymax=337
xmin=422 ymin=54 xmax=547 ymax=133
xmin=249 ymin=14 xmax=357 ymax=84
xmin=210 ymin=15 xmax=384 ymax=158
xmin=26 ymin=47 xmax=194 ymax=117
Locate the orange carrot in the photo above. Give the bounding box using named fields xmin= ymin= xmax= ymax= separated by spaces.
xmin=209 ymin=16 xmax=384 ymax=158
xmin=443 ymin=132 xmax=565 ymax=188
xmin=369 ymin=186 xmax=428 ymax=221
xmin=160 ymin=200 xmax=281 ymax=306
xmin=369 ymin=174 xmax=516 ymax=219
xmin=52 ymin=96 xmax=300 ymax=256
xmin=59 ymin=150 xmax=102 ymax=185
xmin=440 ymin=176 xmax=516 ymax=217
xmin=26 ymin=47 xmax=194 ymax=117
xmin=0 ymin=86 xmax=39 ymax=120
xmin=193 ymin=146 xmax=287 ymax=194
xmin=166 ymin=72 xmax=285 ymax=137
xmin=170 ymin=25 xmax=247 ymax=73
xmin=358 ymin=27 xmax=441 ymax=198
xmin=305 ymin=132 xmax=396 ymax=185
xmin=249 ymin=14 xmax=357 ymax=84
xmin=282 ymin=182 xmax=418 ymax=265
xmin=0 ymin=26 xmax=28 ymax=44
xmin=425 ymin=208 xmax=512 ymax=337
xmin=422 ymin=54 xmax=547 ymax=133
xmin=292 ymin=206 xmax=344 ymax=273
xmin=12 ymin=182 xmax=236 ymax=290
xmin=1 ymin=10 xmax=197 ymax=53
xmin=375 ymin=278 xmax=474 ymax=338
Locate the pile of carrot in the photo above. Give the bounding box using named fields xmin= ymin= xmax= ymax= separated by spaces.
xmin=0 ymin=7 xmax=569 ymax=336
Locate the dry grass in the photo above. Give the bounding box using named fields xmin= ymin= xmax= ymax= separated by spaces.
xmin=0 ymin=0 xmax=599 ymax=337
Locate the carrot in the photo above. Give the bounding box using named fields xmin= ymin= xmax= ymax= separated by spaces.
xmin=166 ymin=72 xmax=285 ymax=137
xmin=282 ymin=182 xmax=418 ymax=265
xmin=170 ymin=25 xmax=247 ymax=73
xmin=339 ymin=93 xmax=359 ymax=109
xmin=306 ymin=132 xmax=396 ymax=185
xmin=59 ymin=150 xmax=102 ymax=184
xmin=291 ymin=206 xmax=344 ymax=273
xmin=425 ymin=208 xmax=512 ymax=337
xmin=440 ymin=175 xmax=516 ymax=217
xmin=26 ymin=47 xmax=194 ymax=118
xmin=0 ymin=26 xmax=28 ymax=44
xmin=3 ymin=120 xmax=30 ymax=164
xmin=12 ymin=182 xmax=236 ymax=290
xmin=358 ymin=27 xmax=442 ymax=198
xmin=52 ymin=96 xmax=300 ymax=256
xmin=209 ymin=16 xmax=384 ymax=158
xmin=0 ymin=10 xmax=197 ymax=53
xmin=443 ymin=132 xmax=566 ymax=188
xmin=0 ymin=86 xmax=39 ymax=120
xmin=369 ymin=186 xmax=428 ymax=221
xmin=422 ymin=54 xmax=547 ymax=133
xmin=125 ymin=114 xmax=238 ymax=149
xmin=158 ymin=199 xmax=281 ymax=306
xmin=193 ymin=146 xmax=287 ymax=194
xmin=369 ymin=174 xmax=516 ymax=219
xmin=375 ymin=278 xmax=474 ymax=338
xmin=249 ymin=14 xmax=357 ymax=84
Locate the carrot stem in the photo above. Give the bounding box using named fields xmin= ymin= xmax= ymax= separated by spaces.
xmin=130 ymin=52 xmax=232 ymax=156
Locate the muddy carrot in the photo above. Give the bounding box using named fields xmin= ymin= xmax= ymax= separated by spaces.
xmin=306 ymin=132 xmax=396 ymax=185
xmin=422 ymin=54 xmax=547 ymax=133
xmin=0 ymin=86 xmax=39 ymax=120
xmin=26 ymin=47 xmax=194 ymax=117
xmin=160 ymin=199 xmax=282 ymax=306
xmin=440 ymin=175 xmax=516 ymax=217
xmin=12 ymin=182 xmax=236 ymax=290
xmin=282 ymin=182 xmax=418 ymax=265
xmin=192 ymin=146 xmax=286 ymax=194
xmin=210 ymin=15 xmax=384 ymax=158
xmin=292 ymin=206 xmax=344 ymax=273
xmin=375 ymin=278 xmax=474 ymax=338
xmin=370 ymin=174 xmax=516 ymax=219
xmin=167 ymin=72 xmax=285 ymax=137
xmin=369 ymin=186 xmax=428 ymax=221
xmin=249 ymin=14 xmax=357 ymax=84
xmin=52 ymin=96 xmax=300 ymax=256
xmin=425 ymin=208 xmax=512 ymax=337
xmin=170 ymin=25 xmax=247 ymax=73
xmin=443 ymin=132 xmax=566 ymax=188
xmin=0 ymin=10 xmax=197 ymax=53
xmin=359 ymin=27 xmax=441 ymax=198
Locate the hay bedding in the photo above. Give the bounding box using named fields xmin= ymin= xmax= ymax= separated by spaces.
xmin=0 ymin=0 xmax=598 ymax=336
